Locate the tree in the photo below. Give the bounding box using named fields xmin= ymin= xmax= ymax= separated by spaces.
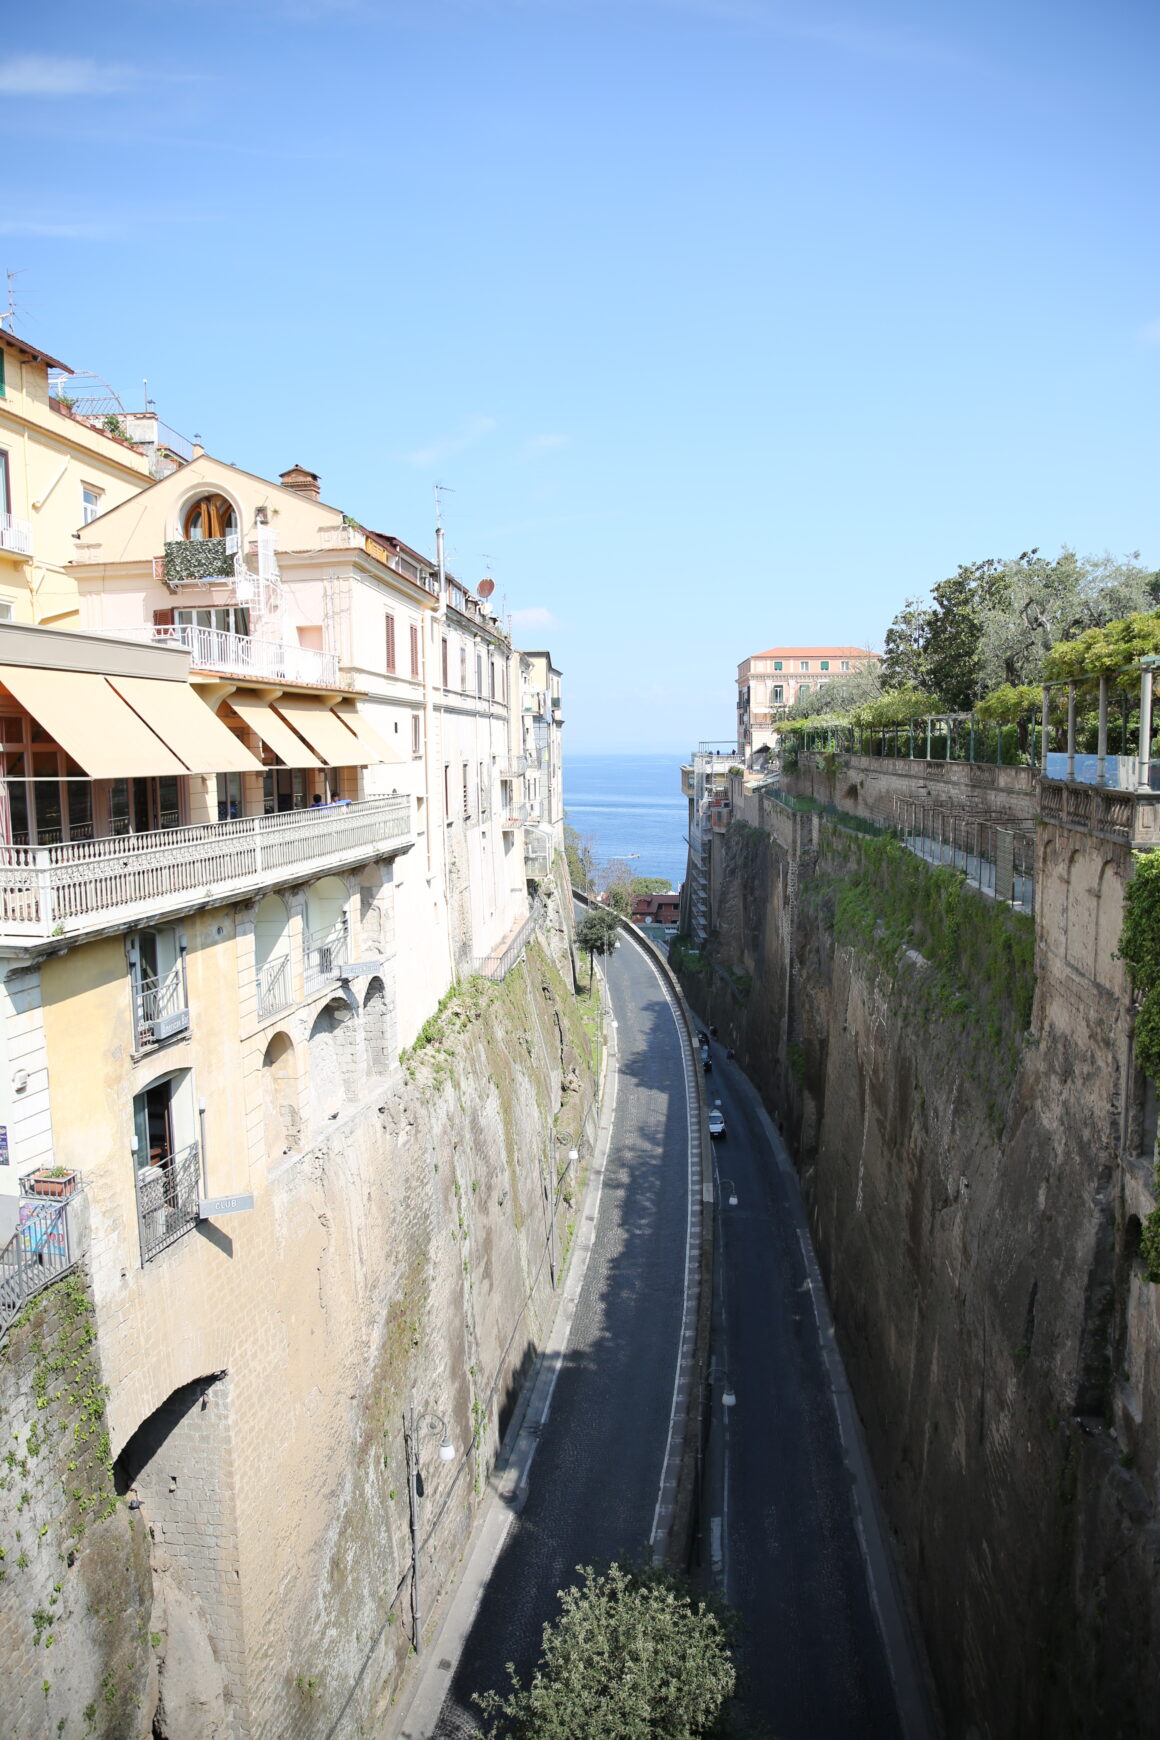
xmin=880 ymin=597 xmax=932 ymax=692
xmin=564 ymin=824 xmax=595 ymax=894
xmin=576 ymin=907 xmax=620 ymax=987
xmin=977 ymin=549 xmax=1160 ymax=692
xmin=632 ymin=876 xmax=672 ymax=896
xmin=473 ymin=1561 xmax=737 ymax=1740
xmin=785 ymin=660 xmax=882 ymax=719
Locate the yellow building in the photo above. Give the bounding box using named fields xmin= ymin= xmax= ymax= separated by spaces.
xmin=0 ymin=328 xmax=184 ymax=628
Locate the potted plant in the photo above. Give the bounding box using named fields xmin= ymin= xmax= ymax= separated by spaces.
xmin=22 ymin=1165 xmax=80 ymax=1199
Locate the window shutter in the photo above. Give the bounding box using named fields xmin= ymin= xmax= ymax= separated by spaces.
xmin=386 ymin=613 xmax=396 ymax=672
xmin=153 ymin=608 xmax=175 ymax=628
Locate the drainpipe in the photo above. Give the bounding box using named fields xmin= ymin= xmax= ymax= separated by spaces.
xmin=1066 ymin=683 xmax=1077 ymax=784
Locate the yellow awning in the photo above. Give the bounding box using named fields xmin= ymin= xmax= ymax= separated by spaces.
xmin=0 ymin=665 xmax=187 ymax=778
xmin=271 ymin=697 xmax=372 ymax=766
xmin=108 ymin=677 xmax=264 ymax=776
xmin=223 ymin=694 xmax=323 ymax=768
xmin=332 ymin=706 xmax=405 ymax=764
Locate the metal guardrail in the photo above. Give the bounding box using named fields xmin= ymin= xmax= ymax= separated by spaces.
xmin=257 ymin=953 xmax=292 ymax=1018
xmin=305 ymin=918 xmax=347 ymax=994
xmin=472 ymin=899 xmax=546 ymax=980
xmin=1 ymin=1191 xmax=79 ymax=1337
xmin=133 ymin=962 xmax=189 ymax=1049
xmin=136 ymin=1141 xmax=201 ymax=1264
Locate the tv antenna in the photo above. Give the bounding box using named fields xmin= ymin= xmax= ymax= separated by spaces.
xmin=2 ymin=268 xmax=27 ymax=333
xmin=433 ymin=482 xmax=455 ymax=528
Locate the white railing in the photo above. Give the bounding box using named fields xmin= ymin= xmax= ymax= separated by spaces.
xmin=257 ymin=953 xmax=292 ymax=1018
xmin=0 ymin=513 xmax=33 ymax=557
xmin=151 ymin=624 xmax=341 ymax=688
xmin=133 ymin=961 xmax=190 ymax=1050
xmin=304 ymin=918 xmax=347 ymax=993
xmin=0 ymin=796 xmax=413 ymax=940
xmin=502 ymin=804 xmax=530 ymax=829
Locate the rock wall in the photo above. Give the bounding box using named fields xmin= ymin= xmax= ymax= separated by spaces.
xmin=678 ymin=815 xmax=1160 ymax=1740
xmin=0 ymin=1267 xmax=155 ymax=1739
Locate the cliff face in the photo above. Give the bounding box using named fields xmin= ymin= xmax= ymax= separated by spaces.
xmin=3 ymin=881 xmax=599 ymax=1740
xmin=679 ymin=816 xmax=1160 ymax=1739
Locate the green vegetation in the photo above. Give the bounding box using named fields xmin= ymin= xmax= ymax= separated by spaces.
xmin=576 ymin=907 xmax=620 ymax=985
xmin=564 ymin=824 xmax=595 ymax=894
xmin=1117 ymin=850 xmax=1160 ymax=1281
xmin=668 ymin=935 xmax=705 ymax=975
xmin=812 ymin=828 xmax=1035 ymax=1106
xmin=472 ymin=1562 xmax=737 ymax=1739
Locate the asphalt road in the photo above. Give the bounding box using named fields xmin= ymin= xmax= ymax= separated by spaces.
xmin=432 ymin=937 xmax=694 ymax=1736
xmin=703 ymin=1035 xmax=906 ymax=1739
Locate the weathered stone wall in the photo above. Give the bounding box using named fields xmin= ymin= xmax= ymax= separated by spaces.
xmin=679 ymin=814 xmax=1160 ymax=1739
xmin=782 ymin=750 xmax=1037 ymax=829
xmin=0 ymin=1268 xmax=155 ymax=1739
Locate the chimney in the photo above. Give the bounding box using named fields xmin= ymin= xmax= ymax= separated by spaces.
xmin=191 ymin=442 xmax=205 ymax=459
xmin=279 ymin=464 xmax=321 ymax=502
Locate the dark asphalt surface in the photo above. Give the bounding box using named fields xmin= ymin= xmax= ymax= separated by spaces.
xmin=704 ymin=1037 xmax=904 ymax=1739
xmin=433 ymin=938 xmax=693 ymax=1736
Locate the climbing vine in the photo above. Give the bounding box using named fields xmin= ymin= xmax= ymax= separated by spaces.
xmin=1118 ymin=850 xmax=1160 ymax=1278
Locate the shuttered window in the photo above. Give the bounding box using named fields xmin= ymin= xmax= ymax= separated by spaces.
xmin=385 ymin=613 xmax=396 ymax=673
xmin=410 ymin=624 xmax=420 ymax=677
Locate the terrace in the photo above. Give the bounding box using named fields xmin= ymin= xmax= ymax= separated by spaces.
xmin=0 ymin=795 xmax=413 ymax=944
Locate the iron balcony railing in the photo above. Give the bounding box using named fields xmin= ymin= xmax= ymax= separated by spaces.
xmin=473 ymin=899 xmax=546 ymax=981
xmin=150 ymin=623 xmax=342 ymax=688
xmin=132 ymin=961 xmax=190 ymax=1050
xmin=304 ymin=917 xmax=347 ymax=994
xmin=0 ymin=1192 xmax=79 ymax=1338
xmin=136 ymin=1141 xmax=201 ymax=1265
xmin=256 ymin=953 xmax=292 ymax=1018
xmin=0 ymin=513 xmax=33 ymax=557
xmin=0 ymin=795 xmax=414 ymax=941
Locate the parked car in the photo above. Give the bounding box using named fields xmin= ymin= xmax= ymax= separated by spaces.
xmin=708 ymin=1109 xmax=726 ymax=1139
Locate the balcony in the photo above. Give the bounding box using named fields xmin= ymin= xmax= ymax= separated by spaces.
xmin=136 ymin=1141 xmax=200 ymax=1264
xmin=155 ymin=534 xmax=240 ymax=588
xmin=0 ymin=513 xmax=33 ymax=558
xmin=1039 ymin=779 xmax=1160 ymax=849
xmin=1 ymin=1183 xmax=84 ymax=1338
xmin=304 ymin=917 xmax=347 ymax=995
xmin=256 ymin=953 xmax=292 ymax=1019
xmin=500 ymin=755 xmax=528 ymax=778
xmin=151 ymin=624 xmax=342 ymax=689
xmin=502 ymin=803 xmax=530 ymax=831
xmin=133 ymin=962 xmax=190 ymax=1050
xmin=0 ymin=794 xmax=414 ymax=943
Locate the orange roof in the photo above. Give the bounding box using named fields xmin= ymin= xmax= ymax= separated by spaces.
xmin=751 ymin=646 xmax=879 ymax=661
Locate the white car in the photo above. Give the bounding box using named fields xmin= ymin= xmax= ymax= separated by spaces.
xmin=708 ymin=1109 xmax=726 ymax=1139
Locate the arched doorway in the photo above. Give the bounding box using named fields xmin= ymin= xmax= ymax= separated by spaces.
xmin=262 ymin=1030 xmax=299 ymax=1157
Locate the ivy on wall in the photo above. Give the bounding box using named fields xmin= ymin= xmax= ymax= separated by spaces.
xmin=1118 ymin=850 xmax=1160 ymax=1280
xmin=163 ymin=538 xmax=234 ymax=586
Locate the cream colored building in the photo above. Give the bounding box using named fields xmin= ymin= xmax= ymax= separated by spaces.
xmin=0 ymin=328 xmax=188 ymax=628
xmin=519 ymin=651 xmax=565 ymax=880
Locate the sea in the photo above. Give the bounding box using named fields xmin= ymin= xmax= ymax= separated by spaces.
xmin=563 ymin=753 xmax=689 ymax=892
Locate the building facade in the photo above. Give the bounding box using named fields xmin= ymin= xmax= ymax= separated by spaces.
xmin=737 ymin=644 xmax=880 ymax=760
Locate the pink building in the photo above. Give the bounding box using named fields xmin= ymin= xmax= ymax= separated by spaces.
xmin=737 ymin=644 xmax=880 ymax=759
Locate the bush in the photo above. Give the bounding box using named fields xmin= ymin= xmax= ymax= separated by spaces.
xmin=473 ymin=1562 xmax=737 ymax=1739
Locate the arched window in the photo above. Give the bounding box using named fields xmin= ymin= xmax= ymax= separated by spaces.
xmin=182 ymin=494 xmax=238 ymax=541
xmin=254 ymin=893 xmax=291 ymax=1017
xmin=309 ymin=995 xmax=357 ymax=1120
xmin=363 ymin=976 xmax=389 ymax=1076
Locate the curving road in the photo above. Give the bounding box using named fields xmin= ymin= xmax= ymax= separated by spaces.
xmin=429 ymin=935 xmax=695 ymax=1736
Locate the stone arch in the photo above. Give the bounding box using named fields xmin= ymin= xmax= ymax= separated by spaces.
xmin=262 ymin=1029 xmax=300 ymax=1158
xmin=306 ymin=875 xmax=349 ymax=937
xmin=309 ymin=993 xmax=358 ymax=1121
xmin=114 ymin=1373 xmax=242 ymax=1739
xmin=363 ymin=975 xmax=390 ymax=1077
xmin=1064 ymin=845 xmax=1098 ymax=980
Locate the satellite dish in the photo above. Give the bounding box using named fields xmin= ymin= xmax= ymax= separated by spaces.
xmin=477 ymin=578 xmax=495 ymax=599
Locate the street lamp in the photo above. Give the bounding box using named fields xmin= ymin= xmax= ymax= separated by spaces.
xmin=405 ymin=1403 xmax=455 ymax=1654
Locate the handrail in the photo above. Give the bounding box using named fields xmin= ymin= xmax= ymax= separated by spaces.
xmin=0 ymin=1196 xmax=77 ymax=1338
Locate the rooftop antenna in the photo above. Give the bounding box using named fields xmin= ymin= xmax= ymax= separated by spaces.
xmin=2 ymin=268 xmax=27 ymax=333
xmin=434 ymin=483 xmax=455 ymax=596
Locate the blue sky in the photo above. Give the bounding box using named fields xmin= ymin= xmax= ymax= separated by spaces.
xmin=5 ymin=0 xmax=1159 ymax=750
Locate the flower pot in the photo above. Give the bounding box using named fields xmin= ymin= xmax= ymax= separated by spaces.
xmin=27 ymin=1170 xmax=78 ymax=1199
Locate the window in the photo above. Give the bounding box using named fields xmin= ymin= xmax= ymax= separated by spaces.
xmin=129 ymin=927 xmax=188 ymax=1050
xmin=410 ymin=624 xmax=421 ymax=677
xmin=81 ymin=485 xmax=102 ymax=525
xmin=773 ymin=659 xmax=782 ymax=671
xmin=0 ymin=448 xmax=9 ymax=514
xmin=772 ymin=685 xmax=784 ymax=703
xmin=799 ymin=682 xmax=810 ymax=696
xmin=489 ymin=660 xmax=496 ymax=700
xmin=385 ymin=613 xmax=396 ymax=673
xmin=182 ymin=494 xmax=238 ymax=540
xmin=476 ymin=654 xmax=483 ymax=697
xmin=411 ymin=714 xmax=422 ymax=758
xmin=173 ymin=606 xmax=249 ymax=636
xmin=479 ymin=763 xmax=488 ymax=816
xmin=443 ymin=764 xmax=451 ymax=816
xmin=460 ymin=647 xmax=468 ymax=692
xmin=132 ymin=1069 xmax=199 ymax=1262
xmin=216 ymin=772 xmax=243 ymax=820
xmin=820 ymin=659 xmax=829 ymax=671
xmin=462 ymin=764 xmax=470 ymax=818
xmin=0 ymin=352 xmax=5 ymax=398
xmin=441 ymin=638 xmax=449 ymax=688
xmin=841 ymin=660 xmax=850 ymax=671
xmin=799 ymin=660 xmax=810 ymax=671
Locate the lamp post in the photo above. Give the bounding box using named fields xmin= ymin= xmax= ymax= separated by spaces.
xmin=405 ymin=1403 xmax=455 ymax=1654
